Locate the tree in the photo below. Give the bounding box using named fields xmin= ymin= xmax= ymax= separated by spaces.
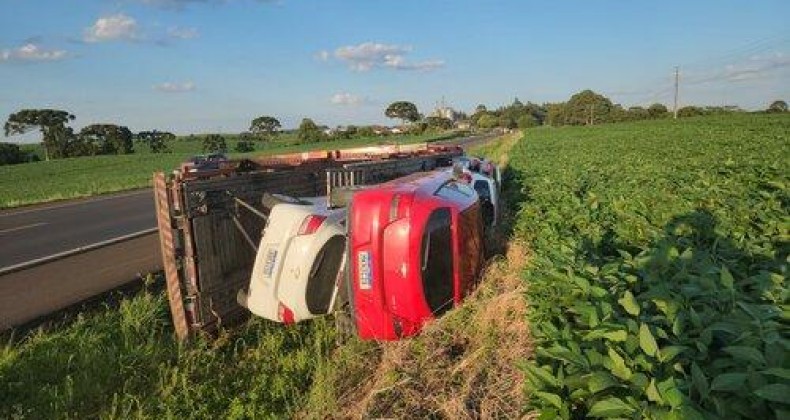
xmin=627 ymin=106 xmax=650 ymax=121
xmin=477 ymin=114 xmax=499 ymax=129
xmin=474 ymin=104 xmax=487 ymax=115
xmin=385 ymin=101 xmax=420 ymax=124
xmin=356 ymin=125 xmax=375 ymax=138
xmin=678 ymin=106 xmax=704 ymax=118
xmin=0 ymin=143 xmax=26 ymax=165
xmin=767 ymin=100 xmax=788 ymax=113
xmin=136 ymin=130 xmax=174 ymax=153
xmin=202 ymin=134 xmax=227 ymax=153
xmin=424 ymin=116 xmax=454 ymax=130
xmin=249 ymin=115 xmax=281 ymax=141
xmin=235 ymin=132 xmax=255 ymax=152
xmin=545 ymin=103 xmax=567 ymax=126
xmin=517 ymin=114 xmax=538 ymax=129
xmin=647 ymin=103 xmax=668 ymax=118
xmin=79 ymin=124 xmax=134 ymax=155
xmin=296 ymin=118 xmax=324 ymax=143
xmin=499 ymin=115 xmax=517 ymax=129
xmin=4 ymin=109 xmax=76 ymax=160
xmin=564 ymin=90 xmax=615 ymax=125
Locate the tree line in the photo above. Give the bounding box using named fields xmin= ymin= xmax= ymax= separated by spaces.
xmin=2 ymin=109 xmax=177 ymax=164
xmin=470 ymin=92 xmax=787 ymax=130
xmin=3 ymin=97 xmax=785 ymax=165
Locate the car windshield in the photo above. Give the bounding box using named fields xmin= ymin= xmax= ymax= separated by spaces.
xmin=420 ymin=208 xmax=454 ymax=315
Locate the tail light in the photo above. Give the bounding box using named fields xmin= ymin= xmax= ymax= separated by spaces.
xmin=278 ymin=302 xmax=295 ymax=324
xmin=298 ymin=215 xmax=326 ymax=235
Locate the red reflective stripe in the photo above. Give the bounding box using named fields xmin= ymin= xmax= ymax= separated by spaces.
xmin=297 ymin=215 xmax=326 ymax=235
xmin=278 ymin=302 xmax=295 ymax=324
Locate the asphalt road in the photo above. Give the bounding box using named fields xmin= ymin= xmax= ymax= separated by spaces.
xmin=0 ymin=234 xmax=161 ymax=330
xmin=0 ymin=189 xmax=156 ymax=269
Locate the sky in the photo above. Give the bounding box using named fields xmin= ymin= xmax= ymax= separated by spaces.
xmin=1 ymin=0 xmax=789 ymax=138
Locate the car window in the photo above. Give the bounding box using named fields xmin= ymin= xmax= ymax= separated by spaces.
xmin=435 ymin=181 xmax=474 ymax=200
xmin=421 ymin=208 xmax=454 ymax=315
xmin=473 ymin=179 xmax=491 ymax=200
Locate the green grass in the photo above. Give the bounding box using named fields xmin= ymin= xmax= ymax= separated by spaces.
xmin=1 ymin=283 xmax=338 ymax=419
xmin=511 ymin=113 xmax=789 ymax=418
xmin=0 ymin=131 xmax=459 ymax=209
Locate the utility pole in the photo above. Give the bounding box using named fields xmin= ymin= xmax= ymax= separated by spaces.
xmin=673 ymin=66 xmax=679 ymax=119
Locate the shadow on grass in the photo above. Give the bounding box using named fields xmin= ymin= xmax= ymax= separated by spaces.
xmin=522 ymin=199 xmax=788 ymax=417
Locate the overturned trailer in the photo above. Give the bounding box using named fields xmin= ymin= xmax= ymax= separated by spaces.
xmin=154 ymin=143 xmax=462 ymax=340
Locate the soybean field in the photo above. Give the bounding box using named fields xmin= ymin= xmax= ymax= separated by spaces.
xmin=513 ymin=113 xmax=789 ymax=418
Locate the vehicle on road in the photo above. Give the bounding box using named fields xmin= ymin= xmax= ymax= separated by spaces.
xmin=237 ymin=194 xmax=347 ymax=324
xmin=182 ymin=153 xmax=229 ymax=173
xmin=345 ymin=170 xmax=486 ymax=340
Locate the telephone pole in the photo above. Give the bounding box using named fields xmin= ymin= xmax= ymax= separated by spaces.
xmin=673 ymin=66 xmax=679 ymax=119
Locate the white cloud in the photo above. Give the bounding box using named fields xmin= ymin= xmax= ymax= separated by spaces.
xmin=328 ymin=42 xmax=444 ymax=72
xmin=154 ymin=81 xmax=196 ymax=93
xmin=330 ymin=92 xmax=369 ymax=106
xmin=167 ymin=26 xmax=199 ymax=40
xmin=0 ymin=43 xmax=68 ymax=63
xmin=686 ymin=52 xmax=790 ymax=85
xmin=84 ymin=14 xmax=141 ymax=43
xmin=383 ymin=54 xmax=445 ymax=71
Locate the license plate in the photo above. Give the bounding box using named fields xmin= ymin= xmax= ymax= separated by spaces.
xmin=263 ymin=248 xmax=278 ymax=278
xmin=358 ymin=251 xmax=372 ymax=290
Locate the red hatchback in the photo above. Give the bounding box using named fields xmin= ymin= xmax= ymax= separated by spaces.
xmin=345 ymin=170 xmax=486 ymax=340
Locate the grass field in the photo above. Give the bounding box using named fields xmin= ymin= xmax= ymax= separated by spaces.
xmin=512 ymin=113 xmax=789 ymax=418
xmin=1 ymin=114 xmax=787 ymax=418
xmin=1 ymin=131 xmax=459 ymax=209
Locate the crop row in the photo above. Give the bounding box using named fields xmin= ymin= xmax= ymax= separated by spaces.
xmin=511 ymin=114 xmax=789 ymax=418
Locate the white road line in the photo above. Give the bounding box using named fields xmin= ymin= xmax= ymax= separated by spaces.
xmin=0 ymin=189 xmax=152 ymax=218
xmin=0 ymin=222 xmax=48 ymax=235
xmin=0 ymin=227 xmax=158 ymax=276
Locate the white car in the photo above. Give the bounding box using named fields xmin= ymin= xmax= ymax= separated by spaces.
xmin=450 ymin=159 xmax=501 ymax=227
xmin=237 ymin=194 xmax=347 ymax=324
xmin=454 ymin=156 xmax=501 ymax=191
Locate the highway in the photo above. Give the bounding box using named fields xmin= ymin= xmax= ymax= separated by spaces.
xmin=0 ymin=134 xmax=493 ymax=330
xmin=0 ymin=189 xmax=156 ymax=269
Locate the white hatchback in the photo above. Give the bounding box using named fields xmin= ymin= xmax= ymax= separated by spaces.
xmin=237 ymin=194 xmax=346 ymax=324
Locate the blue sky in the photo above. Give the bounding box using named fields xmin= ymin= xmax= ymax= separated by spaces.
xmin=1 ymin=0 xmax=788 ymax=137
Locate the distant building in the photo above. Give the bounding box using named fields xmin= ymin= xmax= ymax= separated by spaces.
xmin=430 ymin=97 xmax=461 ymax=122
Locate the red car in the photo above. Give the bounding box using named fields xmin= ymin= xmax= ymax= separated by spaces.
xmin=345 ymin=170 xmax=486 ymax=340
